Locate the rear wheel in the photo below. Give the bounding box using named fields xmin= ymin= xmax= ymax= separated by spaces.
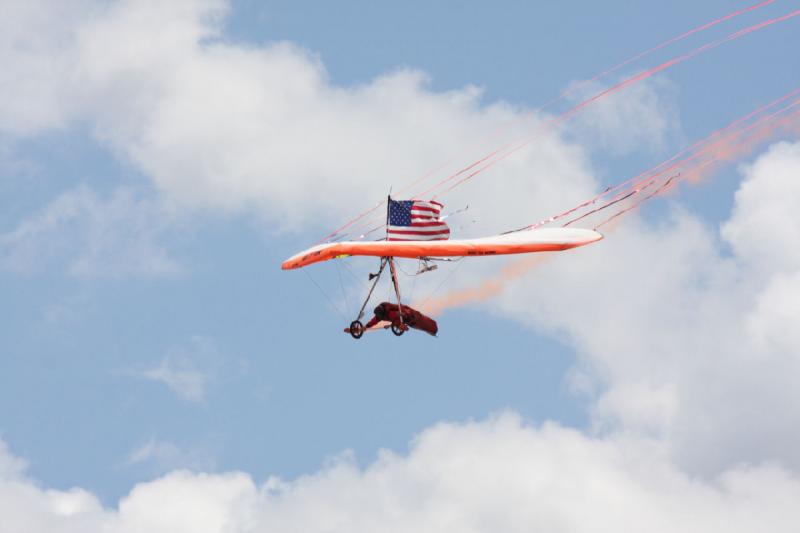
xmin=349 ymin=320 xmax=365 ymax=339
xmin=391 ymin=323 xmax=406 ymax=336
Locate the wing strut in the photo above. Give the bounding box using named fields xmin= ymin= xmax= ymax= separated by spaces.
xmin=346 ymin=257 xmax=389 ymax=339
xmin=387 ymin=257 xmax=405 ymax=329
xmin=356 ymin=257 xmax=387 ymax=321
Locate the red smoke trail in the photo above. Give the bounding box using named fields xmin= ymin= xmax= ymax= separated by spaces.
xmin=326 ymin=149 xmax=505 ymax=244
xmin=317 ymin=2 xmax=778 ymax=244
xmin=526 ymin=87 xmax=800 ymax=230
xmin=423 ymin=3 xmax=789 ymax=198
xmin=593 ymin=105 xmax=800 ymax=229
xmin=428 ymin=8 xmax=800 ymax=199
xmin=556 ymin=97 xmax=800 ymax=228
xmin=535 ymin=0 xmax=776 ymax=113
xmin=592 ymin=176 xmax=682 ymax=230
xmin=563 ymin=94 xmax=800 ymax=228
xmin=314 ymin=160 xmax=455 ymax=245
xmin=336 ymin=78 xmax=799 ymax=244
xmin=419 ymin=95 xmax=800 ymax=314
xmin=316 ymin=199 xmax=386 ymax=245
xmin=564 ymin=94 xmax=800 ymax=230
xmin=333 ymin=11 xmax=800 ymax=245
xmin=617 ymin=93 xmax=800 ymax=191
xmin=520 ymin=88 xmax=800 ymax=230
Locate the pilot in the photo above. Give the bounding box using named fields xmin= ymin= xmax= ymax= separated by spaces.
xmin=367 ymin=302 xmax=401 ymax=328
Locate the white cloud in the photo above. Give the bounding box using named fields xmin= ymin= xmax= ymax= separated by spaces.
xmin=564 ymin=76 xmax=681 ymax=156
xmin=722 ymin=142 xmax=800 ymax=275
xmin=125 ymin=439 xmax=216 ymax=476
xmin=472 ymin=141 xmax=800 ymax=474
xmin=3 ymin=414 xmax=800 ymax=532
xmin=135 ymin=337 xmax=223 ymax=403
xmin=0 ymin=0 xmax=93 ymax=135
xmin=4 ymin=0 xmax=789 ymax=478
xmin=0 ymin=0 xmax=607 ymax=236
xmin=6 ymin=1 xmax=800 ymax=528
xmin=0 ymin=440 xmax=27 ymax=480
xmin=0 ymin=0 xmax=624 ymax=280
xmin=746 ymin=271 xmax=800 ymax=355
xmin=140 ymin=360 xmax=207 ymax=402
xmin=86 ymin=27 xmax=595 ymax=232
xmin=0 ymin=185 xmax=180 ymax=277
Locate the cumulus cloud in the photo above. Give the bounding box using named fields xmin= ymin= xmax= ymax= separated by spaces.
xmin=0 ymin=0 xmax=93 ymax=135
xmin=0 ymin=441 xmax=27 ymax=479
xmin=470 ymin=140 xmax=800 ymax=474
xmin=84 ymin=18 xmax=594 ymax=233
xmin=6 ymin=0 xmax=792 ymax=477
xmin=564 ymin=76 xmax=681 ymax=156
xmin=0 ymin=0 xmax=608 ymax=236
xmin=6 ymin=0 xmax=799 ymax=529
xmin=3 ymin=415 xmax=800 ymax=532
xmin=746 ymin=271 xmax=800 ymax=355
xmin=722 ymin=142 xmax=800 ymax=275
xmin=0 ymin=0 xmax=633 ymax=284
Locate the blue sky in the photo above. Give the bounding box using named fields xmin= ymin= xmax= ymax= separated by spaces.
xmin=2 ymin=1 xmax=800 ymax=528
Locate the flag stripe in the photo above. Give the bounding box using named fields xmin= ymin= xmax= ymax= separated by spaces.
xmin=388 ymin=236 xmax=450 ymax=240
xmin=410 ymin=205 xmax=440 ymax=214
xmin=395 ymin=220 xmax=448 ymax=228
xmin=387 ymin=228 xmax=451 ymax=235
xmin=387 ymin=198 xmax=450 ymax=242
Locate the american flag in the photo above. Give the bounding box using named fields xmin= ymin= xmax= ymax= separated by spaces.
xmin=387 ymin=199 xmax=451 ymax=241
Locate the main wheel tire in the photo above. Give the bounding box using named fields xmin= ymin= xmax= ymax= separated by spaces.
xmin=349 ymin=320 xmax=365 ymax=339
xmin=391 ymin=323 xmax=405 ymax=336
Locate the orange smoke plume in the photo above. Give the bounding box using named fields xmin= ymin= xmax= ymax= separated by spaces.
xmin=417 ymin=255 xmax=549 ymax=316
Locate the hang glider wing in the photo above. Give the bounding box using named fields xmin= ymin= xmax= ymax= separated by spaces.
xmin=281 ymin=227 xmax=602 ymax=270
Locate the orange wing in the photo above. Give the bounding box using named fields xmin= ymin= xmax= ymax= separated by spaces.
xmin=282 ymin=228 xmax=602 ymax=270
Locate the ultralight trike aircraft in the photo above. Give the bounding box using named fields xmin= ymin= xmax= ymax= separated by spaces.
xmin=282 ymin=197 xmax=602 ymax=338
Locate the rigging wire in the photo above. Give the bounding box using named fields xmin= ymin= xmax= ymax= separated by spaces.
xmin=506 ymin=88 xmax=800 ymax=234
xmin=416 ymin=259 xmax=466 ymax=310
xmin=334 ymin=261 xmax=350 ymax=313
xmin=594 ymin=175 xmax=680 ymax=230
xmin=562 ymin=178 xmax=661 ymax=227
xmin=409 ymin=260 xmax=420 ymax=303
xmin=428 ymin=9 xmax=800 ymax=200
xmin=303 ymin=269 xmax=348 ymax=322
xmin=338 ymin=258 xmax=370 ymax=292
xmin=394 ymin=259 xmax=420 ymax=277
xmin=316 ymin=1 xmax=779 ymax=244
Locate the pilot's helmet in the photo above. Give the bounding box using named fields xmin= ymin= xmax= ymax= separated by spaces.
xmin=374 ymin=304 xmax=386 ymax=318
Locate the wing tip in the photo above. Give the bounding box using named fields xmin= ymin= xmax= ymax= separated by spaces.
xmin=281 ymin=242 xmax=339 ymax=270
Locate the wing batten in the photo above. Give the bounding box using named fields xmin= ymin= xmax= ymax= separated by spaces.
xmin=282 ymin=228 xmax=602 ymax=270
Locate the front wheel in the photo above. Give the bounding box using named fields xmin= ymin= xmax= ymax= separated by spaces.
xmin=349 ymin=320 xmax=365 ymax=339
xmin=391 ymin=323 xmax=406 ymax=336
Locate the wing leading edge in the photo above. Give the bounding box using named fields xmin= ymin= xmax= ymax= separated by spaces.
xmin=282 ymin=227 xmax=602 ymax=270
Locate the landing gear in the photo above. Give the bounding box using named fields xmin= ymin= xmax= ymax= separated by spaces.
xmin=344 ymin=256 xmax=408 ymax=339
xmin=391 ymin=322 xmax=407 ymax=336
xmin=349 ymin=320 xmax=365 ymax=339
xmin=344 ymin=258 xmax=387 ymax=339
